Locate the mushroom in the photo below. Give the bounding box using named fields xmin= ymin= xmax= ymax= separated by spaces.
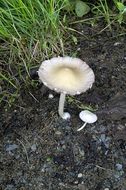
xmin=77 ymin=110 xmax=97 ymax=131
xmin=38 ymin=57 xmax=95 ymax=119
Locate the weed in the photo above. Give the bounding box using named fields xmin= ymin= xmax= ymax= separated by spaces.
xmin=0 ymin=0 xmax=125 ymax=108
xmin=113 ymin=0 xmax=126 ymax=24
xmin=0 ymin=0 xmax=67 ymax=107
xmin=70 ymin=0 xmax=126 ymax=30
xmin=67 ymin=96 xmax=98 ymax=112
xmin=92 ymin=0 xmax=113 ymax=30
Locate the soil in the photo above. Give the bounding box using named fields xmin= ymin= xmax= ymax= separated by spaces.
xmin=0 ymin=23 xmax=126 ymax=190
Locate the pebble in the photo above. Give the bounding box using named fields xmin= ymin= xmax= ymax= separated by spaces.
xmin=74 ymin=180 xmax=79 ymax=184
xmin=15 ymin=154 xmax=20 ymax=159
xmin=77 ymin=47 xmax=81 ymax=51
xmin=99 ymin=126 xmax=106 ymax=133
xmin=5 ymin=185 xmax=15 ymax=190
xmin=31 ymin=144 xmax=37 ymax=152
xmin=6 ymin=144 xmax=18 ymax=151
xmin=65 ymin=125 xmax=71 ymax=130
xmin=117 ymin=124 xmax=125 ymax=130
xmin=114 ymin=42 xmax=122 ymax=46
xmin=116 ymin=163 xmax=123 ymax=171
xmin=48 ymin=93 xmax=54 ymax=99
xmin=79 ymin=149 xmax=85 ymax=157
xmin=38 ymin=183 xmax=44 ymax=187
xmin=100 ymin=134 xmax=111 ymax=148
xmin=59 ymin=182 xmax=65 ymax=186
xmin=104 ymin=188 xmax=109 ymax=190
xmin=78 ymin=173 xmax=83 ymax=178
xmin=55 ymin=131 xmax=62 ymax=135
xmin=100 ymin=134 xmax=106 ymax=142
xmin=62 ymin=145 xmax=66 ymax=149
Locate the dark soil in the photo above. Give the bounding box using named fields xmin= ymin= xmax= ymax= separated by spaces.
xmin=0 ymin=23 xmax=126 ymax=190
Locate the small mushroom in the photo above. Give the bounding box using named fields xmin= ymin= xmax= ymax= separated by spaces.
xmin=38 ymin=57 xmax=95 ymax=119
xmin=77 ymin=110 xmax=97 ymax=131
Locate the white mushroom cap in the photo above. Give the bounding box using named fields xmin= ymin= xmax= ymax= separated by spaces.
xmin=79 ymin=110 xmax=97 ymax=124
xmin=38 ymin=57 xmax=95 ymax=95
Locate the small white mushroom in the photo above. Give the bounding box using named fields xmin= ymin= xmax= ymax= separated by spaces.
xmin=38 ymin=57 xmax=95 ymax=120
xmin=77 ymin=110 xmax=97 ymax=131
xmin=48 ymin=93 xmax=54 ymax=99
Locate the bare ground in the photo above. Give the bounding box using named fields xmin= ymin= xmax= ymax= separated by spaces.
xmin=0 ymin=23 xmax=126 ymax=190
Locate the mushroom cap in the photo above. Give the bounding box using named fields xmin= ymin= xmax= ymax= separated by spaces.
xmin=79 ymin=110 xmax=97 ymax=123
xmin=38 ymin=57 xmax=95 ymax=95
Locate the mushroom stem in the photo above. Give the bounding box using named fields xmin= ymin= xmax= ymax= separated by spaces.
xmin=77 ymin=122 xmax=87 ymax=131
xmin=58 ymin=92 xmax=66 ymax=118
xmin=58 ymin=93 xmax=71 ymax=119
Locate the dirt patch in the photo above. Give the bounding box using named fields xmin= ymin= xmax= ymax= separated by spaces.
xmin=0 ymin=23 xmax=126 ymax=190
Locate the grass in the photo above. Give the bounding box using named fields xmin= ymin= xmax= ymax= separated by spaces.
xmin=92 ymin=0 xmax=113 ymax=30
xmin=0 ymin=0 xmax=69 ymax=107
xmin=67 ymin=96 xmax=98 ymax=112
xmin=0 ymin=0 xmax=126 ymax=108
xmin=71 ymin=0 xmax=126 ymax=29
xmin=0 ymin=0 xmax=64 ymax=38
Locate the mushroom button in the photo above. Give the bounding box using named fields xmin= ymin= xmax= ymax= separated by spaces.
xmin=38 ymin=57 xmax=95 ymax=120
xmin=77 ymin=110 xmax=97 ymax=131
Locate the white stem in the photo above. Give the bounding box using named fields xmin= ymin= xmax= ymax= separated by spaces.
xmin=58 ymin=93 xmax=66 ymax=118
xmin=77 ymin=122 xmax=87 ymax=131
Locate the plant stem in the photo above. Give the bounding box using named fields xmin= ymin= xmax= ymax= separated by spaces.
xmin=58 ymin=92 xmax=66 ymax=118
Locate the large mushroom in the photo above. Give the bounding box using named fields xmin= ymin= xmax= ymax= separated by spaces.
xmin=38 ymin=57 xmax=95 ymax=119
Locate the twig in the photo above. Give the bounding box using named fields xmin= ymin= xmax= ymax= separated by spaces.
xmin=29 ymin=91 xmax=39 ymax=103
xmin=17 ymin=138 xmax=30 ymax=165
xmin=32 ymin=40 xmax=39 ymax=58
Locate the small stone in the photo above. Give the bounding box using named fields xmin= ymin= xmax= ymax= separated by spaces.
xmin=74 ymin=180 xmax=79 ymax=184
xmin=114 ymin=42 xmax=122 ymax=46
xmin=29 ymin=183 xmax=32 ymax=186
xmin=5 ymin=185 xmax=15 ymax=190
xmin=55 ymin=131 xmax=62 ymax=135
xmin=6 ymin=144 xmax=18 ymax=151
xmin=79 ymin=149 xmax=85 ymax=157
xmin=116 ymin=163 xmax=123 ymax=171
xmin=38 ymin=183 xmax=44 ymax=187
xmin=15 ymin=154 xmax=20 ymax=159
xmin=117 ymin=124 xmax=125 ymax=130
xmin=66 ymin=126 xmax=71 ymax=130
xmin=59 ymin=182 xmax=65 ymax=186
xmin=100 ymin=126 xmax=106 ymax=133
xmin=78 ymin=173 xmax=83 ymax=178
xmin=104 ymin=188 xmax=109 ymax=190
xmin=100 ymin=134 xmax=106 ymax=142
xmin=41 ymin=168 xmax=45 ymax=172
xmin=62 ymin=145 xmax=66 ymax=149
xmin=60 ymin=140 xmax=65 ymax=145
xmin=31 ymin=144 xmax=37 ymax=152
xmin=77 ymin=47 xmax=81 ymax=51
xmin=48 ymin=93 xmax=54 ymax=99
